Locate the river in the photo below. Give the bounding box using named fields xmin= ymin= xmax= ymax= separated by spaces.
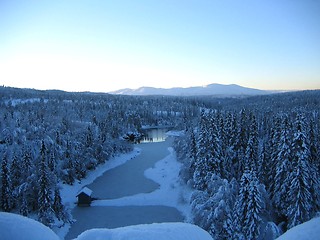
xmin=65 ymin=136 xmax=183 ymax=239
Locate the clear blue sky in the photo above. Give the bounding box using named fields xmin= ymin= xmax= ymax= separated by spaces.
xmin=0 ymin=0 xmax=319 ymax=92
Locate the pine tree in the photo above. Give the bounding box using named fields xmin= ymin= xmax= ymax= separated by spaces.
xmin=38 ymin=141 xmax=54 ymax=226
xmin=193 ymin=111 xmax=210 ymax=190
xmin=245 ymin=171 xmax=263 ymax=240
xmin=22 ymin=149 xmax=32 ymax=179
xmin=1 ymin=154 xmax=12 ymax=211
xmin=235 ymin=170 xmax=264 ymax=239
xmin=10 ymin=154 xmax=21 ymax=208
xmin=273 ymin=116 xmax=292 ymax=216
xmin=286 ymin=114 xmax=313 ymax=229
xmin=309 ymin=120 xmax=320 ymax=213
xmin=20 ymin=192 xmax=29 ymax=216
xmin=53 ymin=188 xmax=65 ymax=221
xmin=189 ymin=129 xmax=197 ymax=175
xmin=225 ymin=112 xmax=238 ymax=180
xmin=245 ymin=114 xmax=258 ymax=170
xmin=257 ymin=140 xmax=269 ymax=185
xmin=268 ymin=116 xmax=282 ymax=199
xmin=206 ymin=112 xmax=223 ymax=179
xmin=234 ymin=109 xmax=249 ymax=179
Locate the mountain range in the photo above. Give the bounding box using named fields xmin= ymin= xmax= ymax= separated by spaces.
xmin=110 ymin=83 xmax=271 ymax=96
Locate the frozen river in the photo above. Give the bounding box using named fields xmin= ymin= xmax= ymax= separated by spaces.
xmin=65 ymin=137 xmax=184 ymax=239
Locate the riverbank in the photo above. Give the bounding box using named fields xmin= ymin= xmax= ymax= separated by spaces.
xmin=57 ymin=135 xmax=191 ymax=239
xmin=54 ymin=148 xmax=141 ymax=239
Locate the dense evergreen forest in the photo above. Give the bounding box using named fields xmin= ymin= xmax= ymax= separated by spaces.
xmin=0 ymin=86 xmax=319 ymax=239
xmin=174 ymin=90 xmax=320 ymax=239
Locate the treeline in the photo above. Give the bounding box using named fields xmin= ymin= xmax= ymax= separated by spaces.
xmin=0 ymin=87 xmax=194 ymax=226
xmin=174 ymin=91 xmax=320 ymax=239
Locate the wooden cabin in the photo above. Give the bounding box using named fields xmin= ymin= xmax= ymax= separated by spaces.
xmin=76 ymin=187 xmax=93 ymax=206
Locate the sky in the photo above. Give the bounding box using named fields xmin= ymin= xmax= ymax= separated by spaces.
xmin=0 ymin=0 xmax=319 ymax=92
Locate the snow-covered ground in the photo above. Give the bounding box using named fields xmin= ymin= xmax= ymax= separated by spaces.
xmin=0 ymin=212 xmax=212 ymax=240
xmin=74 ymin=222 xmax=213 ymax=240
xmin=0 ymin=212 xmax=59 ymax=240
xmin=276 ymin=217 xmax=320 ymax=240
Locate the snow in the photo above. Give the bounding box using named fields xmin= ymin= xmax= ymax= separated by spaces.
xmin=91 ymin=146 xmax=192 ymax=221
xmin=77 ymin=187 xmax=92 ymax=197
xmin=276 ymin=217 xmax=320 ymax=240
xmin=166 ymin=130 xmax=185 ymax=137
xmin=5 ymin=98 xmax=48 ymax=106
xmin=0 ymin=212 xmax=59 ymax=240
xmin=74 ymin=222 xmax=213 ymax=240
xmin=56 ymin=148 xmax=140 ymax=239
xmin=59 ymin=148 xmax=140 ymax=206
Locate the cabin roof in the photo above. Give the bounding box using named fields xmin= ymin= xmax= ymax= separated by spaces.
xmin=77 ymin=187 xmax=93 ymax=197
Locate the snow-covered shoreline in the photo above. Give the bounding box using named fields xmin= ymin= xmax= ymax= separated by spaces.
xmin=92 ymin=147 xmax=192 ymax=221
xmin=55 ymin=148 xmax=141 ymax=239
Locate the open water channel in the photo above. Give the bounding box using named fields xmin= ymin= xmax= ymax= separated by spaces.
xmin=65 ymin=130 xmax=183 ymax=239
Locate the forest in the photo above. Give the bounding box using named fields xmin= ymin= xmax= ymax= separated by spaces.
xmin=174 ymin=90 xmax=320 ymax=239
xmin=0 ymin=86 xmax=319 ymax=239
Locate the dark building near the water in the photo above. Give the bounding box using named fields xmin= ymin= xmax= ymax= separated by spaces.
xmin=76 ymin=187 xmax=93 ymax=206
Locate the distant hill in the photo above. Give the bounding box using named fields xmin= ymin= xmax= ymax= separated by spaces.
xmin=110 ymin=83 xmax=271 ymax=96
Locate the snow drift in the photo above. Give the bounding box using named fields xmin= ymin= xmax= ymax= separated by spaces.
xmin=1 ymin=213 xmax=212 ymax=240
xmin=74 ymin=222 xmax=213 ymax=240
xmin=276 ymin=217 xmax=320 ymax=240
xmin=0 ymin=212 xmax=59 ymax=240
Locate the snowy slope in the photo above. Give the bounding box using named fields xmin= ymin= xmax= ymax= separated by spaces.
xmin=74 ymin=222 xmax=213 ymax=240
xmin=0 ymin=212 xmax=59 ymax=240
xmin=110 ymin=83 xmax=269 ymax=96
xmin=276 ymin=217 xmax=320 ymax=240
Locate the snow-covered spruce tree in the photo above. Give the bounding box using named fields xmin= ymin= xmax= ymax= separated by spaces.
xmin=272 ymin=116 xmax=292 ymax=217
xmin=10 ymin=154 xmax=21 ymax=190
xmin=233 ymin=170 xmax=251 ymax=240
xmin=191 ymin=175 xmax=238 ymax=239
xmin=257 ymin=140 xmax=269 ymax=186
xmin=245 ymin=126 xmax=258 ymax=172
xmin=245 ymin=170 xmax=264 ymax=240
xmin=38 ymin=141 xmax=54 ymax=226
xmin=267 ymin=116 xmax=282 ymax=200
xmin=20 ymin=192 xmax=29 ymax=216
xmin=234 ymin=169 xmax=264 ymax=240
xmin=10 ymin=154 xmax=21 ymax=208
xmin=308 ymin=119 xmax=320 ymax=213
xmin=189 ymin=129 xmax=198 ymax=179
xmin=286 ymin=114 xmax=313 ymax=229
xmin=206 ymin=178 xmax=238 ymax=240
xmin=233 ymin=109 xmax=249 ymax=180
xmin=224 ymin=112 xmax=238 ymax=181
xmin=22 ymin=148 xmax=32 ymax=179
xmin=52 ymin=187 xmax=70 ymax=223
xmin=206 ymin=112 xmax=223 ymax=179
xmin=62 ymin=140 xmax=76 ymax=185
xmin=193 ymin=110 xmax=211 ymax=190
xmin=52 ymin=188 xmax=63 ymax=220
xmin=1 ymin=154 xmax=13 ymax=211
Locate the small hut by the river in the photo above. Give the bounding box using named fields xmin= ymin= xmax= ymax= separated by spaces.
xmin=76 ymin=187 xmax=93 ymax=206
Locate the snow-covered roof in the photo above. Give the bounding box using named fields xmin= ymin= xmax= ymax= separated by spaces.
xmin=0 ymin=212 xmax=59 ymax=240
xmin=74 ymin=222 xmax=213 ymax=240
xmin=77 ymin=187 xmax=93 ymax=197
